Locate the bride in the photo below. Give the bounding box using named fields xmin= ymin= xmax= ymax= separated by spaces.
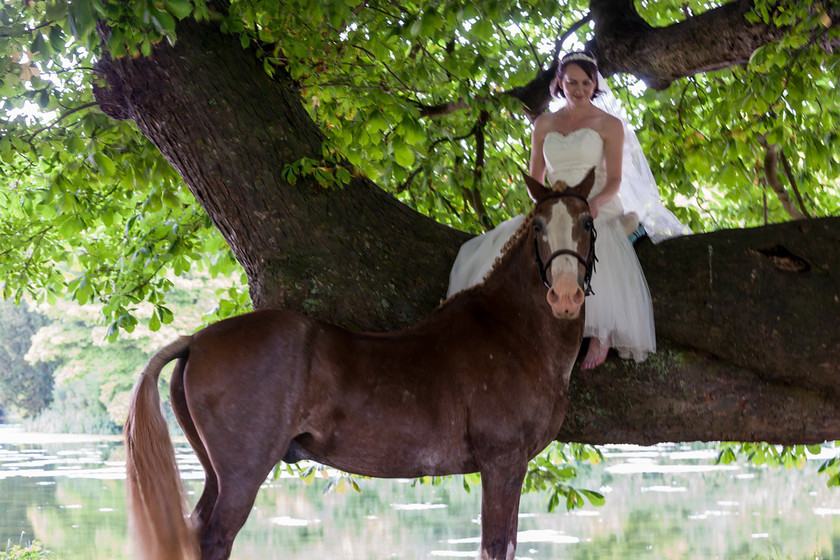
xmin=447 ymin=51 xmax=689 ymax=369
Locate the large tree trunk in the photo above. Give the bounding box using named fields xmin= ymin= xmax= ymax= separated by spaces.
xmin=94 ymin=20 xmax=465 ymax=332
xmin=93 ymin=12 xmax=840 ymax=446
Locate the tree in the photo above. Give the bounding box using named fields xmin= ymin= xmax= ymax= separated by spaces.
xmin=20 ymin=272 xmax=232 ymax=433
xmin=1 ymin=1 xmax=838 ymax=445
xmin=0 ymin=301 xmax=53 ymax=418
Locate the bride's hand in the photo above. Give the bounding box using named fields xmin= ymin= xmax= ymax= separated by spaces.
xmin=588 ymin=195 xmax=604 ymax=219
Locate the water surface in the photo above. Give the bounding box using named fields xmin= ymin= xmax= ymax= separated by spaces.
xmin=1 ymin=426 xmax=838 ymax=559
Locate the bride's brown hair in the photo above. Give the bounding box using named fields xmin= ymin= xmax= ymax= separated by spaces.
xmin=550 ymin=51 xmax=604 ymax=100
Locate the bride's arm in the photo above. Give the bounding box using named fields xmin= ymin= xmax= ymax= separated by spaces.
xmin=529 ymin=115 xmax=549 ymax=185
xmin=590 ymin=116 xmax=624 ymax=217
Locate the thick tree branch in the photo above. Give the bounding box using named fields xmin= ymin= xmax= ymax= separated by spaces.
xmin=561 ymin=217 xmax=840 ymax=444
xmin=586 ymin=0 xmax=787 ymax=89
xmin=559 ymin=339 xmax=840 ymax=445
xmin=504 ymin=63 xmax=557 ymax=122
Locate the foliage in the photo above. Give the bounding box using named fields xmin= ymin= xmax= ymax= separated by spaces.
xmin=818 ymin=453 xmax=840 ymax=488
xmin=278 ymin=462 xmax=365 ymax=495
xmin=0 ymin=540 xmax=52 ymax=560
xmin=716 ymin=441 xmax=840 ymax=487
xmin=636 ymin=48 xmax=840 ymax=228
xmin=1 ymin=0 xmax=245 ymax=337
xmin=522 ymin=441 xmax=605 ymax=511
xmin=0 ymin=301 xmax=54 ymax=418
xmin=24 ymin=374 xmax=119 ymax=434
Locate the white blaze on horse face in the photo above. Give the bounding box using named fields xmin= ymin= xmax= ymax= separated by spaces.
xmin=543 ymin=202 xmax=585 ymax=319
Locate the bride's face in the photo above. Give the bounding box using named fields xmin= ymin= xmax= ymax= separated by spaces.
xmin=560 ymin=64 xmax=596 ymax=105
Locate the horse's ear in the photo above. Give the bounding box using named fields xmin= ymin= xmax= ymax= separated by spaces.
xmin=522 ymin=172 xmax=550 ymax=202
xmin=573 ymin=167 xmax=596 ymax=199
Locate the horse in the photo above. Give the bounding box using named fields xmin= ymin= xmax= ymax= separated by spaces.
xmin=123 ymin=169 xmax=597 ymax=560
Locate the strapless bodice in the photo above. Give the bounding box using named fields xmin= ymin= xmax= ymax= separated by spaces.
xmin=543 ymin=128 xmax=604 ymax=189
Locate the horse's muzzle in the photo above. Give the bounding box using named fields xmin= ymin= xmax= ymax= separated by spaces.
xmin=546 ymin=281 xmax=585 ymax=319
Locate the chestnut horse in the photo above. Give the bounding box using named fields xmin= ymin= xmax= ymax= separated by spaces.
xmin=124 ymin=170 xmax=596 ymax=560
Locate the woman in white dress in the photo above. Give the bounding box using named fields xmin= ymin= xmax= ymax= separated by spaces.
xmin=447 ymin=52 xmax=688 ymax=369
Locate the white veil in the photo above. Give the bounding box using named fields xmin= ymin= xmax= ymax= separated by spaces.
xmin=555 ymin=71 xmax=691 ymax=243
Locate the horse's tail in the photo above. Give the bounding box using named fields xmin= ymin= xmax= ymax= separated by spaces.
xmin=124 ymin=336 xmax=199 ymax=560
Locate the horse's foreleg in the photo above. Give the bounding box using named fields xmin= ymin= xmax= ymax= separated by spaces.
xmin=478 ymin=461 xmax=527 ymax=560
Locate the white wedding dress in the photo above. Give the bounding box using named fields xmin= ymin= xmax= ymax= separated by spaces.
xmin=447 ymin=127 xmax=655 ymax=362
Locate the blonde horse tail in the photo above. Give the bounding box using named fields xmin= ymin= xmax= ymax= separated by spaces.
xmin=124 ymin=336 xmax=198 ymax=560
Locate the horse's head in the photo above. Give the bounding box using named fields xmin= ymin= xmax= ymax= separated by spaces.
xmin=524 ymin=169 xmax=597 ymax=319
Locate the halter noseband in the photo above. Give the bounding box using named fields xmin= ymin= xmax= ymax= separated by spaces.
xmin=533 ymin=191 xmax=598 ymax=296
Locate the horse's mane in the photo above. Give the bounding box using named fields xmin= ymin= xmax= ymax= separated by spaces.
xmin=438 ymin=206 xmax=538 ymax=308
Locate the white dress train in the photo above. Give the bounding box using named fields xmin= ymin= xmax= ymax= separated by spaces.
xmin=447 ymin=128 xmax=655 ymax=362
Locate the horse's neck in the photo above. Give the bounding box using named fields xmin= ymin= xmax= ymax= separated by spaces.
xmin=483 ymin=233 xmax=553 ymax=326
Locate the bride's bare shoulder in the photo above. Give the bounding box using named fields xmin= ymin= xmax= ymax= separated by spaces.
xmin=533 ymin=111 xmax=558 ymax=131
xmin=587 ymin=109 xmax=622 ymax=140
xmin=590 ymin=106 xmax=619 ymax=125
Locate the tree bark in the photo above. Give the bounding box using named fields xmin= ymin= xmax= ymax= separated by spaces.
xmin=92 ymin=12 xmax=840 ymax=446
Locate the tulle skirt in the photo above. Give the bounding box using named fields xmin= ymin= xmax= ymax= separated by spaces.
xmin=446 ymin=200 xmax=655 ymax=363
xmin=583 ymin=202 xmax=655 ymax=362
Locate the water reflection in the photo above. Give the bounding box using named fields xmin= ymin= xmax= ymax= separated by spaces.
xmin=1 ymin=425 xmax=838 ymax=559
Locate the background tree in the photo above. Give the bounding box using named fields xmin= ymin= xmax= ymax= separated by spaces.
xmin=0 ymin=301 xmax=53 ymax=418
xmin=1 ymin=1 xmax=839 ymax=446
xmin=19 ymin=272 xmax=230 ymax=433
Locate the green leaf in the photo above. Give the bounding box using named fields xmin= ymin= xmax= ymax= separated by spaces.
xmin=401 ymin=117 xmax=425 ymax=146
xmin=393 ymin=140 xmax=415 ymax=167
xmin=93 ymin=153 xmax=117 ymax=177
xmin=150 ymin=8 xmax=177 ymax=37
xmin=581 ymin=489 xmax=606 ymax=507
xmin=68 ymin=0 xmax=96 ymax=39
xmin=166 ymin=0 xmax=193 ymax=20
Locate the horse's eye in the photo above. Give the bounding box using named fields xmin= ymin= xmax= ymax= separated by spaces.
xmin=533 ymin=221 xmax=544 ymax=233
xmin=583 ymin=216 xmax=594 ymax=231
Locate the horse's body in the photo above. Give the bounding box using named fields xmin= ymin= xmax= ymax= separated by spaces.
xmin=124 ymin=173 xmax=596 ymax=560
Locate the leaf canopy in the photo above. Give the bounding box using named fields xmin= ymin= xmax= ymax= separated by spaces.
xmin=1 ymin=0 xmax=838 ymax=333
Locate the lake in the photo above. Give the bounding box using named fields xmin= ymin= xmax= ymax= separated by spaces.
xmin=1 ymin=425 xmax=838 ymax=559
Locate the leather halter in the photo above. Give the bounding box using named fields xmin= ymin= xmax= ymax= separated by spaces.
xmin=533 ymin=191 xmax=598 ymax=295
